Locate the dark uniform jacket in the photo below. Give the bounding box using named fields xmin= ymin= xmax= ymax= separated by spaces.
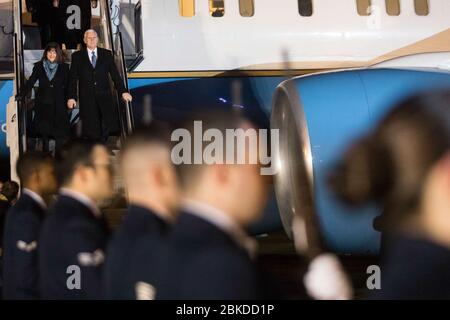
xmin=0 ymin=197 xmax=10 ymax=252
xmin=104 ymin=205 xmax=169 ymax=299
xmin=39 ymin=194 xmax=109 ymax=299
xmin=2 ymin=192 xmax=46 ymax=299
xmin=155 ymin=211 xmax=266 ymax=300
xmin=370 ymin=235 xmax=450 ymax=300
xmin=20 ymin=61 xmax=70 ymax=139
xmin=68 ymin=47 xmax=128 ymax=140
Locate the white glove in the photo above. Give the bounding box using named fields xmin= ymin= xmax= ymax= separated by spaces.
xmin=303 ymin=253 xmax=353 ymax=300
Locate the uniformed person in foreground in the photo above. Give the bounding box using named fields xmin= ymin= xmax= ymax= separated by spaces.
xmin=104 ymin=123 xmax=180 ymax=299
xmin=3 ymin=152 xmax=56 ymax=299
xmin=329 ymin=90 xmax=450 ymax=299
xmin=154 ymin=111 xmax=272 ymax=300
xmin=39 ymin=140 xmax=113 ymax=299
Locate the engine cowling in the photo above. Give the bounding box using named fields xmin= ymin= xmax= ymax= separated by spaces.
xmin=271 ymin=68 xmax=450 ymax=255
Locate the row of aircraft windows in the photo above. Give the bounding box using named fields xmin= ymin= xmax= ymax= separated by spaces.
xmin=179 ymin=0 xmax=254 ymax=17
xmin=357 ymin=0 xmax=429 ymax=16
xmin=178 ymin=0 xmax=430 ymax=18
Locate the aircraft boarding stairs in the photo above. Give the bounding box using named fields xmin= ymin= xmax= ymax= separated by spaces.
xmin=6 ymin=0 xmax=134 ymax=229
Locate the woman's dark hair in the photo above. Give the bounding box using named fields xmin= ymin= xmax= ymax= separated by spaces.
xmin=41 ymin=42 xmax=64 ymax=63
xmin=329 ymin=90 xmax=450 ymax=229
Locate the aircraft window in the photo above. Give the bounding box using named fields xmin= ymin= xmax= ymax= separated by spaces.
xmin=209 ymin=0 xmax=225 ymax=17
xmin=298 ymin=0 xmax=313 ymax=17
xmin=385 ymin=0 xmax=400 ymax=16
xmin=239 ymin=0 xmax=254 ymax=17
xmin=414 ymin=0 xmax=429 ymax=16
xmin=357 ymin=0 xmax=371 ymax=16
xmin=179 ymin=0 xmax=195 ymax=17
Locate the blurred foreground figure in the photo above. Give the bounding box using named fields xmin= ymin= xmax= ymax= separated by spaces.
xmin=104 ymin=123 xmax=180 ymax=299
xmin=1 ymin=181 xmax=19 ymax=205
xmin=330 ymin=90 xmax=450 ymax=299
xmin=154 ymin=111 xmax=273 ymax=300
xmin=0 ymin=185 xmax=8 ymax=260
xmin=3 ymin=152 xmax=56 ymax=299
xmin=0 ymin=181 xmax=20 ymax=284
xmin=39 ymin=141 xmax=113 ymax=299
xmin=0 ymin=181 xmax=20 ymax=255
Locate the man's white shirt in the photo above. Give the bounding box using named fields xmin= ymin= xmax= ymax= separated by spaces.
xmin=87 ymin=47 xmax=98 ymax=64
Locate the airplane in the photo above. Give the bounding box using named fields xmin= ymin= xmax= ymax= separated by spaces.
xmin=1 ymin=0 xmax=450 ymax=256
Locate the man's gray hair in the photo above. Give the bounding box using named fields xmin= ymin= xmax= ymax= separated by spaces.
xmin=84 ymin=29 xmax=98 ymax=40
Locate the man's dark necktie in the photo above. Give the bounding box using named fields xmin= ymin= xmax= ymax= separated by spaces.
xmin=91 ymin=51 xmax=97 ymax=68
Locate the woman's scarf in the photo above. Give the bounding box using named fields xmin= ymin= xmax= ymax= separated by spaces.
xmin=43 ymin=59 xmax=59 ymax=81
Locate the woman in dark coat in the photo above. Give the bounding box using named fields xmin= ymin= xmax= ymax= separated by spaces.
xmin=18 ymin=42 xmax=70 ymax=152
